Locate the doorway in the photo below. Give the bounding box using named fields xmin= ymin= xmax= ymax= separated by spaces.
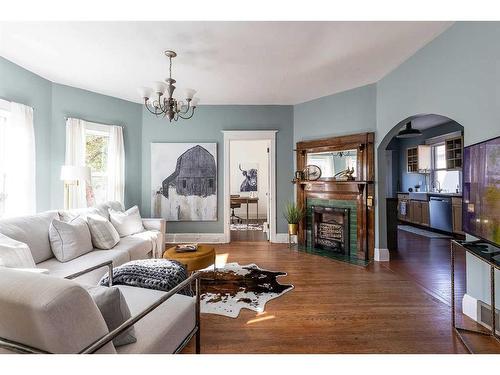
xmin=381 ymin=114 xmax=467 ymax=307
xmin=223 ymin=130 xmax=277 ymax=243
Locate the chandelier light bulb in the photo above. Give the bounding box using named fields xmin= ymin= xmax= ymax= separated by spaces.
xmin=139 ymin=50 xmax=197 ymax=122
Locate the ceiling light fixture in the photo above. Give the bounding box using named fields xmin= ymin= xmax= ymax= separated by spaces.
xmin=396 ymin=121 xmax=422 ymax=138
xmin=138 ymin=50 xmax=198 ymax=122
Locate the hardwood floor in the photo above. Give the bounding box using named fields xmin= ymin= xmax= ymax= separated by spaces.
xmin=183 ymin=239 xmax=475 ymax=354
xmin=383 ymin=229 xmax=499 ymax=352
xmin=230 ymin=219 xmax=267 ymax=242
xmin=384 ymin=229 xmax=462 ymax=307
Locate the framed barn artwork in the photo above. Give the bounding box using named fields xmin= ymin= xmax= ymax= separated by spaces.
xmin=151 ymin=143 xmax=217 ymax=221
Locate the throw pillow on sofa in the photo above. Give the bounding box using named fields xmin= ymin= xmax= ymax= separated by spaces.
xmin=87 ymin=214 xmax=120 ymax=250
xmin=49 ymin=217 xmax=93 ymax=262
xmin=109 ymin=206 xmax=144 ymax=237
xmin=0 ymin=233 xmax=36 ymax=268
xmin=58 ymin=207 xmax=102 ymax=222
xmin=83 ymin=284 xmax=137 ymax=347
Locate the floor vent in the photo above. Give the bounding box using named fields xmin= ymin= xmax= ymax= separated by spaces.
xmin=478 ymin=301 xmax=500 ymax=335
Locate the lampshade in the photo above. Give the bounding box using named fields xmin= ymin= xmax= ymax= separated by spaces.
xmin=153 ymin=81 xmax=167 ymax=95
xmin=190 ymin=97 xmax=200 ymax=107
xmin=396 ymin=121 xmax=422 ymax=138
xmin=138 ymin=87 xmax=153 ymax=99
xmin=60 ymin=165 xmax=91 ymax=182
xmin=184 ymin=88 xmax=197 ymax=100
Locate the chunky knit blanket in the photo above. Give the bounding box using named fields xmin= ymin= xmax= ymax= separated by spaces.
xmin=99 ymin=259 xmax=192 ymax=296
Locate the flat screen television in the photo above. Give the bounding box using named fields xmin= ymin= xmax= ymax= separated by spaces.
xmin=463 ymin=135 xmax=500 ymax=247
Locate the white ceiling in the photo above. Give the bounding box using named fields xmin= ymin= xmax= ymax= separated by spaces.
xmin=0 ymin=21 xmax=453 ymax=105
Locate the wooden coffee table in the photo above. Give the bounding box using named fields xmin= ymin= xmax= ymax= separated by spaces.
xmin=163 ymin=245 xmax=216 ymax=274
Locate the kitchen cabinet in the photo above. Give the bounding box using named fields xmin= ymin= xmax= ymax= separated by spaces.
xmin=421 ymin=201 xmax=430 ymax=226
xmin=410 ymin=200 xmax=429 ymax=226
xmin=407 ymin=145 xmax=431 ymax=173
xmin=410 ymin=200 xmax=422 ymax=224
xmin=398 ymin=195 xmax=430 ymax=227
xmin=397 ymin=194 xmax=410 ymax=221
xmin=452 ymin=197 xmax=464 ymax=234
xmin=446 ymin=136 xmax=463 ymax=170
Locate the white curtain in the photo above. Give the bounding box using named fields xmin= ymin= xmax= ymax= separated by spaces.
xmin=65 ymin=118 xmax=87 ymax=208
xmin=107 ymin=125 xmax=125 ymax=204
xmin=2 ymin=102 xmax=36 ymax=216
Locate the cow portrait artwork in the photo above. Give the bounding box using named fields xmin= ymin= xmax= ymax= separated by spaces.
xmin=239 ymin=163 xmax=258 ymax=192
xmin=151 ymin=143 xmax=217 ymax=221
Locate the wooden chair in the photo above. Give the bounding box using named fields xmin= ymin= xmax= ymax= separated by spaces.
xmin=230 ymin=195 xmax=243 ymax=224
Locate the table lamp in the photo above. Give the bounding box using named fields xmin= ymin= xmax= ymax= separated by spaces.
xmin=60 ymin=165 xmax=91 ymax=209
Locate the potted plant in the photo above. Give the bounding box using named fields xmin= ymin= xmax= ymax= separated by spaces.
xmin=283 ymin=201 xmax=305 ymax=236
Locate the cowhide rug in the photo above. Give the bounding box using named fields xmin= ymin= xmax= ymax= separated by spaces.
xmin=199 ymin=262 xmax=293 ymax=318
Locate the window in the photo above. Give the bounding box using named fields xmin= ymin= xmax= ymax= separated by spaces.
xmin=85 ymin=128 xmax=110 ymax=206
xmin=65 ymin=118 xmax=124 ymax=208
xmin=433 ymin=144 xmax=447 ymax=169
xmin=431 ymin=142 xmax=460 ymax=193
xmin=0 ymin=101 xmax=35 ymax=217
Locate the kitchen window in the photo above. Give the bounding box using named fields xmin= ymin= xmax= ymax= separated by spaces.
xmin=431 ymin=142 xmax=460 ymax=193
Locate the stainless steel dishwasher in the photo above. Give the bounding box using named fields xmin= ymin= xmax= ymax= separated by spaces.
xmin=429 ymin=196 xmax=453 ymax=232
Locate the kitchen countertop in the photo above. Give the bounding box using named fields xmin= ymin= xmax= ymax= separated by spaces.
xmin=397 ymin=191 xmax=462 ymax=198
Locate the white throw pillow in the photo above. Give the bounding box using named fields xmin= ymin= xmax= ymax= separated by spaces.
xmin=0 ymin=233 xmax=36 ymax=268
xmin=49 ymin=217 xmax=93 ymax=262
xmin=58 ymin=207 xmax=102 ymax=222
xmin=109 ymin=206 xmax=144 ymax=237
xmin=87 ymin=214 xmax=120 ymax=250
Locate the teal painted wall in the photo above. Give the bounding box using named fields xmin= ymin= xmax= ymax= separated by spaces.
xmin=50 ymin=84 xmax=143 ymax=209
xmin=0 ymin=57 xmax=52 ymax=212
xmin=0 ymin=57 xmax=143 ymax=211
xmin=141 ymin=105 xmax=294 ymax=233
xmin=293 ymin=84 xmax=377 ymax=144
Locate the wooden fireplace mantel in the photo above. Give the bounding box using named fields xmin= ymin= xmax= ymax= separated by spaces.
xmin=295 ymin=132 xmax=375 ymax=260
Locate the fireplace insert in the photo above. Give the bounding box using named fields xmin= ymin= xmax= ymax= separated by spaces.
xmin=311 ymin=206 xmax=350 ymax=255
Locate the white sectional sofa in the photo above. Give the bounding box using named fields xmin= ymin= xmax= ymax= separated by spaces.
xmin=0 ymin=201 xmax=166 ymax=284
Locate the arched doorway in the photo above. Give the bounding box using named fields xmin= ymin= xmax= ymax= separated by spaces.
xmin=375 ymin=113 xmax=465 ymax=302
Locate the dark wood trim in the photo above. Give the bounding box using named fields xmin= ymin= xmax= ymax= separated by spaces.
xmin=296 ymin=132 xmax=375 ymax=260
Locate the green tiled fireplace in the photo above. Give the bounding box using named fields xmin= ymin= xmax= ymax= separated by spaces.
xmin=299 ymin=198 xmax=367 ymax=266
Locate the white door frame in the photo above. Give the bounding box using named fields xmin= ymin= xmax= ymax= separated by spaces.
xmin=222 ymin=130 xmax=278 ymax=243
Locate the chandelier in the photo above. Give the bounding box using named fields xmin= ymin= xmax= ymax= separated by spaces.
xmin=138 ymin=50 xmax=198 ymax=122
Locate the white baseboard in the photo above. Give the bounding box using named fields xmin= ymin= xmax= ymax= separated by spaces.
xmin=374 ymin=248 xmax=390 ymax=261
xmin=462 ymin=293 xmax=479 ymax=321
xmin=165 ymin=233 xmax=226 ymax=244
xmin=274 ymin=233 xmax=296 ymax=244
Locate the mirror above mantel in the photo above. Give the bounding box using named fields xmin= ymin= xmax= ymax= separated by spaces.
xmin=306 ymin=149 xmax=358 ymax=179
